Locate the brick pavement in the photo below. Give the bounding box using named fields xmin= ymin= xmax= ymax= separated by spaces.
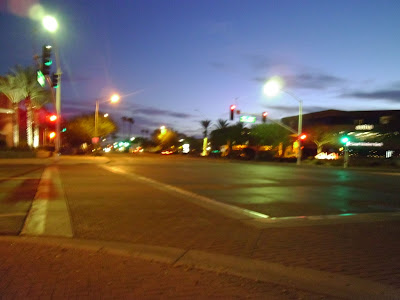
xmin=0 ymin=237 xmax=337 ymax=299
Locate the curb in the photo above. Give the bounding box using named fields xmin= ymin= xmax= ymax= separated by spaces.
xmin=1 ymin=236 xmax=399 ymax=300
xmin=0 ymin=156 xmax=111 ymax=165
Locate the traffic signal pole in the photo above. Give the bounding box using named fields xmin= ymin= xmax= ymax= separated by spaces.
xmin=53 ymin=41 xmax=62 ymax=154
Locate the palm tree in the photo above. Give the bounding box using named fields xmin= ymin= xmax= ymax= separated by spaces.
xmin=200 ymin=119 xmax=211 ymax=138
xmin=0 ymin=74 xmax=26 ymax=147
xmin=12 ymin=66 xmax=51 ymax=148
xmin=121 ymin=116 xmax=127 ymax=138
xmin=215 ymin=119 xmax=229 ymax=130
xmin=127 ymin=117 xmax=134 ymax=137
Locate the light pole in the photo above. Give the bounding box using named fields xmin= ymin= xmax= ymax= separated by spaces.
xmin=42 ymin=16 xmax=61 ymax=154
xmin=94 ymin=94 xmax=120 ymax=145
xmin=264 ymin=78 xmax=303 ymax=165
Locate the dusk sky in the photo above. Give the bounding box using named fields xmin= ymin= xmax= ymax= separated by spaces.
xmin=1 ymin=0 xmax=399 ymax=137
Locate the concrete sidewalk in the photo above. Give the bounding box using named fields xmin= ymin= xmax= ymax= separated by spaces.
xmin=0 ymin=236 xmax=340 ymax=300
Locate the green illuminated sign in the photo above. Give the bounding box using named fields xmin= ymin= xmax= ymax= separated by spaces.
xmin=37 ymin=70 xmax=45 ymax=87
xmin=239 ymin=116 xmax=256 ymax=123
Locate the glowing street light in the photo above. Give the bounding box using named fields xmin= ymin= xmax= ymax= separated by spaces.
xmin=264 ymin=77 xmax=303 ymax=165
xmin=42 ymin=16 xmax=58 ymax=32
xmin=110 ymin=94 xmax=120 ymax=103
xmin=263 ymin=77 xmax=283 ymax=97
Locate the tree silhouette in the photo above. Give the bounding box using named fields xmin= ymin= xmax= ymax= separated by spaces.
xmin=215 ymin=119 xmax=229 ymax=130
xmin=200 ymin=119 xmax=211 ymax=138
xmin=121 ymin=116 xmax=127 ymax=138
xmin=127 ymin=117 xmax=134 ymax=137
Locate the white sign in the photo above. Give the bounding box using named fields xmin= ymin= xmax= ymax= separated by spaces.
xmin=182 ymin=144 xmax=190 ymax=154
xmin=347 ymin=142 xmax=383 ymax=147
xmin=355 ymin=124 xmax=374 ymax=130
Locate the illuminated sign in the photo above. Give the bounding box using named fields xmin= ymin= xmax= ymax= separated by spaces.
xmin=182 ymin=144 xmax=190 ymax=154
xmin=355 ymin=124 xmax=374 ymax=130
xmin=347 ymin=142 xmax=383 ymax=147
xmin=315 ymin=152 xmax=339 ymax=160
xmin=259 ymin=145 xmax=273 ymax=151
xmin=37 ymin=70 xmax=45 ymax=87
xmin=239 ymin=116 xmax=256 ymax=123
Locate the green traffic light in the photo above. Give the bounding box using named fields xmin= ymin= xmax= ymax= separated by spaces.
xmin=44 ymin=60 xmax=53 ymax=66
xmin=341 ymin=137 xmax=349 ymax=144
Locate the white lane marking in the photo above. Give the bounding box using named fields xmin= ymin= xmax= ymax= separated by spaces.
xmin=20 ymin=168 xmax=52 ymax=235
xmin=368 ymin=172 xmax=400 ymax=176
xmin=0 ymin=212 xmax=27 ymax=218
xmin=100 ymin=165 xmax=269 ymax=220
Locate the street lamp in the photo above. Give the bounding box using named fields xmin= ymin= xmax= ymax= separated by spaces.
xmin=42 ymin=16 xmax=58 ymax=32
xmin=95 ymin=94 xmax=120 ymax=141
xmin=264 ymin=77 xmax=303 ymax=165
xmin=42 ymin=15 xmax=61 ymax=154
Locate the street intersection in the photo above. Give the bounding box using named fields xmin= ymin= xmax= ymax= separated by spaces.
xmin=0 ymin=154 xmax=399 ymax=299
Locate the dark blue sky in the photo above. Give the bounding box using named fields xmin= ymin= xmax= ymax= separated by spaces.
xmin=1 ymin=0 xmax=399 ymax=137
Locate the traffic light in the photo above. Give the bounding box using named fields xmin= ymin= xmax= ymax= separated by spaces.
xmin=299 ymin=134 xmax=307 ymax=140
xmin=49 ymin=132 xmax=56 ymax=139
xmin=230 ymin=105 xmax=236 ymax=120
xmin=49 ymin=115 xmax=57 ymax=122
xmin=341 ymin=136 xmax=350 ymax=144
xmin=262 ymin=112 xmax=268 ymax=123
xmin=42 ymin=45 xmax=52 ymax=75
xmin=52 ymin=73 xmax=59 ymax=88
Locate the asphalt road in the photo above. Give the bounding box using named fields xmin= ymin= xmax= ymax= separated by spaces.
xmin=1 ymin=154 xmax=399 ymax=237
xmin=103 ymin=153 xmax=400 ymax=218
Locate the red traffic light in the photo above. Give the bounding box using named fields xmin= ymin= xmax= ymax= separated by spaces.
xmin=49 ymin=132 xmax=56 ymax=139
xmin=262 ymin=112 xmax=268 ymax=123
xmin=49 ymin=115 xmax=57 ymax=122
xmin=230 ymin=105 xmax=236 ymax=111
xmin=299 ymin=134 xmax=307 ymax=140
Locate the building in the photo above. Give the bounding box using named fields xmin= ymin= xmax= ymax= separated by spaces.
xmin=282 ymin=109 xmax=400 ymax=157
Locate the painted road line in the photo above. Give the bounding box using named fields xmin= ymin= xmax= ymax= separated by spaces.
xmin=21 ymin=166 xmax=73 ymax=237
xmin=244 ymin=211 xmax=400 ymax=228
xmin=20 ymin=167 xmax=51 ymax=235
xmin=100 ymin=165 xmax=269 ymax=220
